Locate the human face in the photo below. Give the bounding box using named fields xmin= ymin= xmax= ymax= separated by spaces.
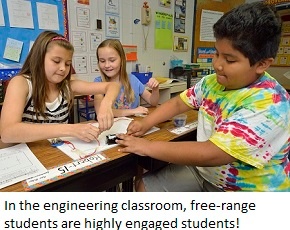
xmin=212 ymin=38 xmax=260 ymax=90
xmin=97 ymin=46 xmax=121 ymax=81
xmin=44 ymin=44 xmax=72 ymax=84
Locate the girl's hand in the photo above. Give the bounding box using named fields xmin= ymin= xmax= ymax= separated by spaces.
xmin=146 ymin=78 xmax=159 ymax=89
xmin=134 ymin=106 xmax=149 ymax=115
xmin=116 ymin=134 xmax=150 ymax=156
xmin=97 ymin=102 xmax=114 ymax=132
xmin=73 ymin=123 xmax=100 ymax=142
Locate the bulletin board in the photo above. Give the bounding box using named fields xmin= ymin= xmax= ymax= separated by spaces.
xmin=0 ymin=0 xmax=68 ymax=66
xmin=191 ymin=0 xmax=244 ymax=63
xmin=272 ymin=2 xmax=290 ymax=66
xmin=275 ymin=19 xmax=290 ymax=66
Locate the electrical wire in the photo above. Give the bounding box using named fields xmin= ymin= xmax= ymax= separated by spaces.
xmin=142 ymin=25 xmax=149 ymax=50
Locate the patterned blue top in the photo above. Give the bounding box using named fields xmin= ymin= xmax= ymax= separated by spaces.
xmin=94 ymin=73 xmax=145 ymax=109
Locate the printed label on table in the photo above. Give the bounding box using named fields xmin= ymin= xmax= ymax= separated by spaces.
xmin=22 ymin=153 xmax=108 ymax=191
xmin=168 ymin=121 xmax=198 ymax=135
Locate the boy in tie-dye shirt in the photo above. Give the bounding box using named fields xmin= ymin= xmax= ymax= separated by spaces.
xmin=117 ymin=2 xmax=290 ymax=192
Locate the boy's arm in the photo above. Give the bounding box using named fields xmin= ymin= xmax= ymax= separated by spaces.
xmin=126 ymin=95 xmax=190 ymax=136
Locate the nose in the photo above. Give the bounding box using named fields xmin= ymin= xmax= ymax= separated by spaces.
xmin=213 ymin=57 xmax=223 ymax=72
xmin=59 ymin=62 xmax=66 ymax=71
xmin=104 ymin=61 xmax=110 ymax=68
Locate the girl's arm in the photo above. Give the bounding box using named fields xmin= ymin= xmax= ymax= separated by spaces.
xmin=94 ymin=94 xmax=149 ymax=117
xmin=71 ymin=79 xmax=120 ymax=102
xmin=0 ymin=77 xmax=119 ymax=143
xmin=71 ymin=80 xmax=121 ymax=131
xmin=141 ymin=78 xmax=160 ymax=106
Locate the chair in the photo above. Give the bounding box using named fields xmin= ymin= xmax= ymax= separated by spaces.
xmin=171 ymin=66 xmax=185 ymax=76
xmin=170 ymin=66 xmax=191 ymax=88
xmin=76 ymin=95 xmax=96 ymax=122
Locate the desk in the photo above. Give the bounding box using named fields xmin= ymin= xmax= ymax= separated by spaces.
xmin=282 ymin=84 xmax=290 ymax=93
xmin=0 ymin=108 xmax=198 ymax=192
xmin=141 ymin=82 xmax=187 ymax=106
xmin=137 ymin=109 xmax=198 ymax=172
xmin=0 ymin=140 xmax=138 ymax=192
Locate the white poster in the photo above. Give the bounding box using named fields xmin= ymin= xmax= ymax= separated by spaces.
xmin=76 ymin=7 xmax=90 ymax=28
xmin=7 ymin=0 xmax=34 ymax=29
xmin=105 ymin=14 xmax=120 ymax=38
xmin=90 ymin=55 xmax=99 ymax=73
xmin=105 ymin=0 xmax=119 ymax=14
xmin=37 ymin=2 xmax=59 ymax=31
xmin=90 ymin=32 xmax=102 ymax=51
xmin=73 ymin=55 xmax=88 ymax=74
xmin=0 ymin=1 xmax=5 ymax=26
xmin=200 ymin=9 xmax=223 ymax=42
xmin=72 ymin=31 xmax=87 ymax=52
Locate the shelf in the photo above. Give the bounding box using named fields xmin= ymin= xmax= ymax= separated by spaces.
xmin=76 ymin=96 xmax=96 ymax=122
xmin=142 ymin=81 xmax=187 ymax=105
xmin=169 ymin=68 xmax=210 ymax=88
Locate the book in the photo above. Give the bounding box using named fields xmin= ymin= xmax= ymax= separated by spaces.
xmin=155 ymin=77 xmax=184 ymax=84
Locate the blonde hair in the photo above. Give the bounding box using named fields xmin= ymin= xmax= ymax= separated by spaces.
xmin=19 ymin=31 xmax=74 ymax=118
xmin=96 ymin=39 xmax=135 ymax=103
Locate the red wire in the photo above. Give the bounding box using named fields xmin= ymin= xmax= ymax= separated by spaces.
xmin=62 ymin=140 xmax=76 ymax=150
xmin=62 ymin=139 xmax=100 ymax=159
xmin=61 ymin=118 xmax=128 ymax=158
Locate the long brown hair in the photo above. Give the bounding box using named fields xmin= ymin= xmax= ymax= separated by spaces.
xmin=19 ymin=31 xmax=74 ymax=118
xmin=96 ymin=39 xmax=135 ymax=103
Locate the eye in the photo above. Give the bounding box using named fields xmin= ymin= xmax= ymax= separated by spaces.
xmin=226 ymin=59 xmax=236 ymax=64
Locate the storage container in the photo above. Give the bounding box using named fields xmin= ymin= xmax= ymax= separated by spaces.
xmin=131 ymin=72 xmax=153 ymax=84
xmin=170 ymin=59 xmax=183 ymax=68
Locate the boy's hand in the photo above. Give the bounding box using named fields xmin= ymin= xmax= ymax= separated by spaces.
xmin=126 ymin=120 xmax=148 ymax=136
xmin=116 ymin=134 xmax=150 ymax=156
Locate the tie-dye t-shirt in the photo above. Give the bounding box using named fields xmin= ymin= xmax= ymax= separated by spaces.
xmin=94 ymin=74 xmax=145 ymax=109
xmin=180 ymin=72 xmax=290 ymax=191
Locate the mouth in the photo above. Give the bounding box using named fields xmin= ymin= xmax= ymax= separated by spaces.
xmin=216 ymin=74 xmax=228 ymax=85
xmin=55 ymin=74 xmax=66 ymax=78
xmin=216 ymin=73 xmax=226 ymax=79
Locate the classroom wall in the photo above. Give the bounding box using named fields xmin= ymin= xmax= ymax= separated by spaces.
xmin=67 ymin=0 xmax=195 ymax=82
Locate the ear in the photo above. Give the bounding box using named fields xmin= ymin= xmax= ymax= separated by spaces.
xmin=255 ymin=58 xmax=274 ymax=75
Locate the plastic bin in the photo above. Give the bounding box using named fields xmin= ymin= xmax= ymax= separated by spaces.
xmin=131 ymin=72 xmax=153 ymax=84
xmin=170 ymin=59 xmax=183 ymax=68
